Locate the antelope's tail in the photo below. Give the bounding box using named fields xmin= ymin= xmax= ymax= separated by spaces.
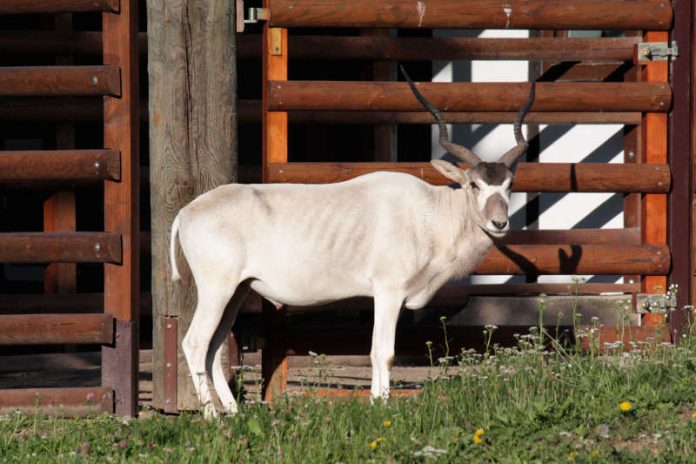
xmin=170 ymin=213 xmax=181 ymax=282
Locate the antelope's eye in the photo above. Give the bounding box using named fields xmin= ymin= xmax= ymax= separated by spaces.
xmin=469 ymin=182 xmax=479 ymax=191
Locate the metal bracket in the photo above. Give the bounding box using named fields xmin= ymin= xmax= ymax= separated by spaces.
xmin=245 ymin=7 xmax=270 ymax=24
xmin=636 ymin=292 xmax=677 ymax=313
xmin=634 ymin=41 xmax=679 ymax=63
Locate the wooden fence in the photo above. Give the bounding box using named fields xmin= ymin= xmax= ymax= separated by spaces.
xmin=255 ymin=0 xmax=690 ymax=402
xmin=0 ymin=0 xmax=139 ymax=416
xmin=0 ymin=0 xmax=693 ymax=414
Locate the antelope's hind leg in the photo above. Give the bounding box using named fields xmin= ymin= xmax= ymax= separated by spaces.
xmin=208 ymin=282 xmax=250 ymax=415
xmin=182 ymin=280 xmax=237 ymax=419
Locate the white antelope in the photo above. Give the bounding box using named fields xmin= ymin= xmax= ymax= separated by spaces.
xmin=170 ymin=68 xmax=536 ymax=418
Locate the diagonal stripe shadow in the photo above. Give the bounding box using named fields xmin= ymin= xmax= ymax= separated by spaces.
xmin=510 ymin=127 xmax=624 ymax=227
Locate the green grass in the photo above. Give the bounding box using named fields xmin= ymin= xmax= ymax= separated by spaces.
xmin=3 ymin=311 xmax=696 ymax=463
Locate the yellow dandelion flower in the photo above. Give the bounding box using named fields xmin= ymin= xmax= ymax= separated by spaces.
xmin=369 ymin=440 xmax=378 ymax=449
xmin=475 ymin=428 xmax=485 ymax=437
xmin=569 ymin=450 xmax=577 ymax=459
xmin=376 ymin=437 xmax=385 ymax=443
xmin=473 ymin=434 xmax=483 ymax=445
xmin=591 ymin=450 xmax=600 ymax=457
xmin=619 ymin=401 xmax=633 ymax=412
xmin=691 ymin=411 xmax=696 ymax=419
xmin=384 ymin=420 xmax=392 ymax=427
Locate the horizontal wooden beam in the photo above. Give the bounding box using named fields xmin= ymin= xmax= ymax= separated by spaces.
xmin=0 ymin=150 xmax=119 ymax=182
xmin=0 ymin=232 xmax=121 ymax=263
xmin=0 ymin=292 xmax=152 ymax=315
xmin=0 ymin=314 xmax=113 ymax=345
xmin=0 ymin=278 xmax=639 ymax=317
xmin=0 ymin=30 xmax=144 ymax=57
xmin=0 ymin=66 xmax=120 ymax=97
xmin=257 ymin=282 xmax=639 ymax=315
xmin=266 ymin=162 xmax=670 ymax=193
xmin=504 ymin=228 xmax=640 ymax=245
xmin=269 ymin=81 xmax=671 ymax=113
xmin=283 ymin=36 xmax=640 ymax=61
xmin=284 ymin=110 xmax=643 ymax=125
xmin=271 ymin=325 xmax=548 ymax=357
xmin=0 ymin=98 xmax=641 ymax=126
xmin=0 ymin=98 xmax=102 ymax=122
xmin=300 ymin=389 xmax=422 ymax=398
xmin=479 ymin=244 xmax=669 ymax=275
xmin=0 ymin=0 xmax=119 ymax=14
xmin=0 ymin=387 xmax=113 ymax=416
xmin=0 ymin=33 xmax=638 ymax=62
xmin=269 ymin=0 xmax=672 ymax=30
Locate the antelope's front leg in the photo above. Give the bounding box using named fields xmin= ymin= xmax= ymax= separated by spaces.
xmin=370 ymin=291 xmax=403 ymax=400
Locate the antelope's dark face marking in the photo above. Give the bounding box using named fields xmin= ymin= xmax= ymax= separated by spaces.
xmin=467 ymin=162 xmax=514 ymax=237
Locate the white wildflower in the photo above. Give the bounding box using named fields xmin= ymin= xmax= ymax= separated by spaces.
xmin=413 ymin=445 xmax=447 ymax=458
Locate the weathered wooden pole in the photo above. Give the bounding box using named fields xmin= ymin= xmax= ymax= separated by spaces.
xmin=148 ymin=0 xmax=237 ymax=412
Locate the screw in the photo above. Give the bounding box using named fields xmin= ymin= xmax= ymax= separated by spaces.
xmin=629 ymin=279 xmax=635 ymax=284
xmin=94 ymin=161 xmax=101 ymax=170
xmin=91 ymin=75 xmax=99 ymax=85
xmin=94 ymin=243 xmax=101 ymax=252
xmin=166 ymin=362 xmax=172 ymax=368
xmin=165 ymin=398 xmax=171 ymax=404
xmin=628 ymin=151 xmax=635 ymax=159
xmin=166 ymin=323 xmax=172 ymax=330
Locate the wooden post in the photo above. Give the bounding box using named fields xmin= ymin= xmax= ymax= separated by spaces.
xmin=641 ymin=30 xmax=669 ymax=301
xmin=668 ymin=0 xmax=693 ymax=337
xmin=261 ymin=0 xmax=289 ymax=403
xmin=102 ymin=0 xmax=140 ymax=417
xmin=148 ymin=0 xmax=237 ymax=412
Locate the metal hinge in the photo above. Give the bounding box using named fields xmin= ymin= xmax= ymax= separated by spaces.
xmin=636 ymin=292 xmax=677 ymax=313
xmin=235 ymin=0 xmax=269 ymax=32
xmin=634 ymin=41 xmax=679 ymax=63
xmin=245 ymin=7 xmax=269 ymax=24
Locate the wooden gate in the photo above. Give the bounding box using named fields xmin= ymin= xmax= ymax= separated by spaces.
xmin=0 ymin=0 xmax=139 ymax=416
xmin=254 ymin=0 xmax=692 ymax=400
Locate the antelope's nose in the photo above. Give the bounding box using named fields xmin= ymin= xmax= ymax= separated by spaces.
xmin=492 ymin=220 xmax=508 ymax=230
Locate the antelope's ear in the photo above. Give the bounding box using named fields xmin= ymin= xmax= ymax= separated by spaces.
xmin=431 ymin=159 xmax=468 ymax=185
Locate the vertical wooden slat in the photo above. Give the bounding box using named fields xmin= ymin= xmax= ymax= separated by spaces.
xmin=623 ymin=36 xmax=642 ymax=292
xmin=363 ymin=29 xmax=394 ymax=162
xmin=102 ymin=0 xmax=140 ymax=417
xmin=43 ymin=193 xmax=77 ymax=292
xmin=668 ymin=0 xmax=693 ymax=337
xmin=641 ymin=30 xmax=668 ymax=298
xmin=262 ymin=306 xmax=288 ymax=404
xmin=262 ymin=0 xmax=289 ymax=402
xmin=262 ymin=25 xmax=288 ymax=180
xmin=44 ymin=13 xmax=77 ymax=295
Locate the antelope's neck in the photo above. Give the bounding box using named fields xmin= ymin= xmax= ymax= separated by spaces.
xmin=436 ymin=186 xmax=494 ymax=278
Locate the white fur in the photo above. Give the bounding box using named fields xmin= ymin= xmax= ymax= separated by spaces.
xmin=171 ymin=161 xmax=509 ymax=418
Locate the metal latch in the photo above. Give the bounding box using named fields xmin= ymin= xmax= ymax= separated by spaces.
xmin=634 ymin=41 xmax=679 ymax=63
xmin=245 ymin=7 xmax=269 ymax=24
